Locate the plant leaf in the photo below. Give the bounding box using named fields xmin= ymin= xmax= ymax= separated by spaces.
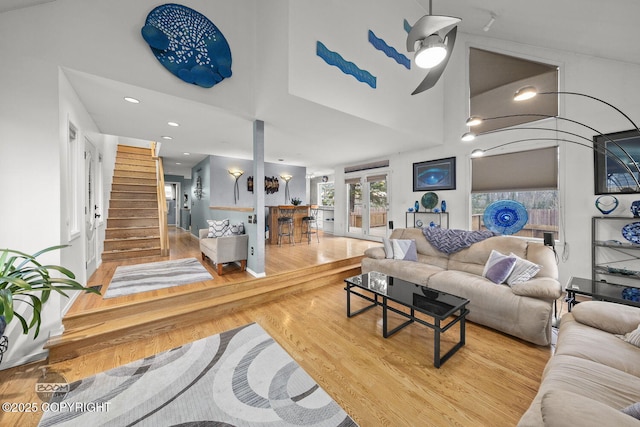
xmin=0 ymin=289 xmax=13 ymax=324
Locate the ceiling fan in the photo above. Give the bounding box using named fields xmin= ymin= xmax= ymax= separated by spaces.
xmin=407 ymin=0 xmax=461 ymax=95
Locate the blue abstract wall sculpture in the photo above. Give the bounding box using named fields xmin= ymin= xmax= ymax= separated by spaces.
xmin=141 ymin=4 xmax=232 ymax=88
xmin=368 ymin=30 xmax=410 ymax=70
xmin=316 ymin=41 xmax=377 ymax=89
xmin=403 ymin=19 xmax=412 ymax=34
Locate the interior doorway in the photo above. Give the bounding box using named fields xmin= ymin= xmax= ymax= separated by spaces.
xmin=165 ymin=182 xmax=180 ymax=226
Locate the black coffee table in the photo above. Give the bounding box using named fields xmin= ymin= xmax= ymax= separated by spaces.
xmin=344 ymin=271 xmax=469 ymax=368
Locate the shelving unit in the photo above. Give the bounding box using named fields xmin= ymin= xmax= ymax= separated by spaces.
xmin=405 ymin=211 xmax=449 ymax=229
xmin=591 ymin=216 xmax=640 ymax=302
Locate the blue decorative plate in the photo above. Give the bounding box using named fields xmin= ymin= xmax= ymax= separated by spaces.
xmin=622 ymin=222 xmax=640 ymax=244
xmin=421 ymin=192 xmax=439 ymax=210
xmin=483 ymin=200 xmax=528 ymax=235
xmin=141 ymin=4 xmax=232 ymax=88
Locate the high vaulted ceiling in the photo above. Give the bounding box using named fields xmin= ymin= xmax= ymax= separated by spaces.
xmin=6 ymin=0 xmax=640 ymax=177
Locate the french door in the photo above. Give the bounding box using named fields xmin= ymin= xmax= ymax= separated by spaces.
xmin=346 ymin=173 xmax=389 ymax=240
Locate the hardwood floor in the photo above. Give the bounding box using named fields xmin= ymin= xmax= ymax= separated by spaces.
xmin=0 ymin=228 xmax=552 ymax=426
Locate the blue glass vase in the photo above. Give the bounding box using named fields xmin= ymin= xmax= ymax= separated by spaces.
xmin=414 ymin=201 xmax=419 ymax=212
xmin=441 ymin=200 xmax=447 ymax=213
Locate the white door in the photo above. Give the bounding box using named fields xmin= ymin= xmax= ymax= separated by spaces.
xmin=85 ymin=139 xmax=98 ymax=277
xmin=345 ymin=173 xmax=389 ymax=241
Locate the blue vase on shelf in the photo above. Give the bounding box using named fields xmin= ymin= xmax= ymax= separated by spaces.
xmin=414 ymin=200 xmax=420 ymax=212
xmin=441 ymin=200 xmax=446 ymax=213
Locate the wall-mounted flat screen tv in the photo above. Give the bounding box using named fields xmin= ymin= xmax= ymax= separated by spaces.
xmin=594 ymin=129 xmax=640 ymax=194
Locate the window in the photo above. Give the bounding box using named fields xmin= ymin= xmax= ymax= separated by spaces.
xmin=471 ymin=191 xmax=558 ymax=239
xmin=471 ymin=147 xmax=559 ymax=239
xmin=318 ymin=182 xmax=334 ymax=206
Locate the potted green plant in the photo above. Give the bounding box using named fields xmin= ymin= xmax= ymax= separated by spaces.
xmin=0 ymin=245 xmax=100 ymax=339
xmin=291 ymin=197 xmax=302 ymax=206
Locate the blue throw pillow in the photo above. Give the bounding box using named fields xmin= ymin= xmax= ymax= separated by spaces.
xmin=482 ymin=250 xmax=517 ymax=284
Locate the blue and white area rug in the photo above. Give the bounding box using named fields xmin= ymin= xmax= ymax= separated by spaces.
xmin=38 ymin=323 xmax=357 ymax=426
xmin=103 ymin=257 xmax=212 ymax=299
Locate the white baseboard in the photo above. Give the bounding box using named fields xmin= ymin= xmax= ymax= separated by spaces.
xmin=246 ymin=268 xmax=265 ymax=278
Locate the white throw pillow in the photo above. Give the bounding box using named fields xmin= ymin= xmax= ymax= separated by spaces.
xmin=506 ymin=253 xmax=541 ymax=286
xmin=382 ymin=238 xmax=394 ymax=259
xmin=619 ymin=323 xmax=640 ymax=348
xmin=207 ymin=219 xmax=229 ymax=238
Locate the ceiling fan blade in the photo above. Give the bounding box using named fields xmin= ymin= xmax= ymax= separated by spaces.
xmin=406 ymin=15 xmax=461 ymax=52
xmin=411 ymin=26 xmax=458 ymax=95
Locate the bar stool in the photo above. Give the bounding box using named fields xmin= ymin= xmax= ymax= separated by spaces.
xmin=277 ymin=205 xmax=296 ymax=246
xmin=301 ymin=205 xmax=320 ymax=244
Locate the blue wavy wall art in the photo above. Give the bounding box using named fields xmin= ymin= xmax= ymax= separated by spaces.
xmin=141 ymin=4 xmax=232 ymax=88
xmin=368 ymin=30 xmax=410 ymax=70
xmin=403 ymin=19 xmax=412 ymax=34
xmin=316 ymin=41 xmax=377 ymax=89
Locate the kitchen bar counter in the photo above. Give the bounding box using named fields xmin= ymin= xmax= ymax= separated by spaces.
xmin=266 ymin=205 xmax=311 ymax=245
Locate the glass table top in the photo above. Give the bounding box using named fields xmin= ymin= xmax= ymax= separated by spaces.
xmin=345 ymin=272 xmax=468 ymax=319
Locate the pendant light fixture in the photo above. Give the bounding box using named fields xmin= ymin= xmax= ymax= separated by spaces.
xmin=407 ymin=0 xmax=461 ymax=94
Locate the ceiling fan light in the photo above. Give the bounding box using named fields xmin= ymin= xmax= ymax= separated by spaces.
xmin=415 ymin=35 xmax=447 ymax=68
xmin=514 ymin=86 xmax=538 ymax=101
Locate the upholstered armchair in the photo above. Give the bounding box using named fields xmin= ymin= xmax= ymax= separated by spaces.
xmin=198 ymin=228 xmax=248 ymax=275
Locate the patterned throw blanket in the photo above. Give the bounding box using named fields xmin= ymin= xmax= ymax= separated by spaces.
xmin=422 ymin=227 xmax=496 ymax=254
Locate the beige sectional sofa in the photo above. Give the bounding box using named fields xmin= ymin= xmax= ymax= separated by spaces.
xmin=361 ymin=228 xmax=561 ymax=346
xmin=519 ymin=301 xmax=640 ymax=426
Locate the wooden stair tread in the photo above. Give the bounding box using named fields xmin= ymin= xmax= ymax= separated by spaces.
xmin=104 ymin=236 xmax=160 ymax=242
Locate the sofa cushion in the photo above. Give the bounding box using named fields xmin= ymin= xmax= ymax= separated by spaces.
xmin=360 ymin=257 xmax=443 ymax=286
xmin=391 ymin=239 xmax=418 ymax=261
xmin=448 ymin=236 xmax=528 ymax=277
xmin=572 ymin=301 xmax=640 ymax=335
xmin=207 ymin=219 xmax=229 ymax=237
xmin=428 ymin=270 xmax=553 ymax=346
xmin=506 ymin=253 xmax=541 ymax=286
xmin=622 ymin=402 xmax=640 ymax=419
xmin=364 ymin=246 xmax=386 ymax=260
xmin=555 ymin=312 xmax=640 ymax=377
xmin=510 ymin=277 xmax=562 ymax=299
xmin=540 ymin=389 xmax=640 ymax=427
xmin=482 ymin=250 xmax=517 ymax=284
xmin=525 ymin=354 xmax=640 ymax=426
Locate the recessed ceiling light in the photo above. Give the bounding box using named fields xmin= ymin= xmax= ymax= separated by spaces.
xmin=176 ymin=162 xmax=182 ymax=165
xmin=183 ymin=152 xmax=190 ymax=156
xmin=161 ymin=136 xmax=173 ymax=140
xmin=124 ymin=97 xmax=140 ymax=104
xmin=168 ymin=121 xmax=180 ymax=127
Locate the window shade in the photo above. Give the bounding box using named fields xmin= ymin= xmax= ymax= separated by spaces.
xmin=471 ymin=146 xmax=558 ymax=192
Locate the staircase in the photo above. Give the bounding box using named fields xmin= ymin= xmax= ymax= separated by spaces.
xmin=102 ymin=145 xmax=163 ymax=261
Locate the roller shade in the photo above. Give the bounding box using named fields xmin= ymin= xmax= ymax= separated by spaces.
xmin=472 ymin=146 xmax=558 ymax=192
